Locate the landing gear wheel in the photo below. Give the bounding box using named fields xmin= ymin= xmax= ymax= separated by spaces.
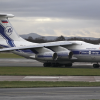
xmin=93 ymin=64 xmax=99 ymax=68
xmin=51 ymin=63 xmax=61 ymax=67
xmin=65 ymin=63 xmax=72 ymax=67
xmin=43 ymin=63 xmax=47 ymax=67
xmin=51 ymin=63 xmax=56 ymax=67
xmin=43 ymin=63 xmax=51 ymax=67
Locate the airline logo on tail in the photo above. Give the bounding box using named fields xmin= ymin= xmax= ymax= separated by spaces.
xmin=5 ymin=26 xmax=13 ymax=36
xmin=0 ymin=24 xmax=15 ymax=47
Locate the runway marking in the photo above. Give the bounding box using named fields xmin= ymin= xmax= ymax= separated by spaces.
xmin=24 ymin=76 xmax=59 ymax=79
xmin=0 ymin=76 xmax=99 ymax=82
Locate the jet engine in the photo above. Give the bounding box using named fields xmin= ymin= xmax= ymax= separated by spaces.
xmin=47 ymin=46 xmax=73 ymax=60
xmin=35 ymin=52 xmax=58 ymax=60
xmin=57 ymin=51 xmax=73 ymax=59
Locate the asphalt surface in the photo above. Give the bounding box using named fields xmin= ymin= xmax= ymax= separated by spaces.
xmin=0 ymin=58 xmax=99 ymax=82
xmin=0 ymin=87 xmax=100 ymax=100
xmin=0 ymin=76 xmax=100 ymax=82
xmin=0 ymin=58 xmax=99 ymax=100
xmin=0 ymin=58 xmax=94 ymax=68
xmin=0 ymin=58 xmax=42 ymax=67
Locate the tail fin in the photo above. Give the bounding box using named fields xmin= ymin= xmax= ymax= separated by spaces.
xmin=0 ymin=13 xmax=25 ymax=47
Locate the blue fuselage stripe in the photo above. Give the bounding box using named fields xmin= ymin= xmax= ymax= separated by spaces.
xmin=72 ymin=50 xmax=100 ymax=55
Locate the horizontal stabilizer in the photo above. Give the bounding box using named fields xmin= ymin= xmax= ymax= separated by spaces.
xmin=0 ymin=13 xmax=14 ymax=18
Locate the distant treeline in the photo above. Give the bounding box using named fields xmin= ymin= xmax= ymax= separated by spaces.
xmin=67 ymin=37 xmax=100 ymax=44
xmin=25 ymin=35 xmax=66 ymax=43
xmin=25 ymin=35 xmax=100 ymax=44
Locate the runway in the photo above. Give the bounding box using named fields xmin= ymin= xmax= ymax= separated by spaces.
xmin=0 ymin=58 xmax=98 ymax=82
xmin=0 ymin=76 xmax=100 ymax=82
xmin=0 ymin=59 xmax=100 ymax=100
xmin=0 ymin=58 xmax=94 ymax=68
xmin=0 ymin=58 xmax=42 ymax=67
xmin=0 ymin=87 xmax=100 ymax=100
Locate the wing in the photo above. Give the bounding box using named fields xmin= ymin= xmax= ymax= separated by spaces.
xmin=0 ymin=41 xmax=75 ymax=52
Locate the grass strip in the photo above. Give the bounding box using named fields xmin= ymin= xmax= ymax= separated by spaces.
xmin=0 ymin=67 xmax=100 ymax=76
xmin=0 ymin=81 xmax=100 ymax=88
xmin=0 ymin=53 xmax=23 ymax=58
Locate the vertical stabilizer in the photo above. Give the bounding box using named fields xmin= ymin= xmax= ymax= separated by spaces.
xmin=0 ymin=14 xmax=26 ymax=47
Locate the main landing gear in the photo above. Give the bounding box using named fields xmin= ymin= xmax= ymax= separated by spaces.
xmin=65 ymin=63 xmax=72 ymax=67
xmin=43 ymin=62 xmax=72 ymax=67
xmin=43 ymin=63 xmax=60 ymax=67
xmin=93 ymin=64 xmax=100 ymax=68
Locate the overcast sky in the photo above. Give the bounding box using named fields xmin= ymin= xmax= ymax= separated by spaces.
xmin=0 ymin=0 xmax=100 ymax=38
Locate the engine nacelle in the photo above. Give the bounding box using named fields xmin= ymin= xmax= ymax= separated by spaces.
xmin=35 ymin=52 xmax=58 ymax=60
xmin=57 ymin=51 xmax=73 ymax=59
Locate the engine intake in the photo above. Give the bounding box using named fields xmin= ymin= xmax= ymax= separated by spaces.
xmin=35 ymin=52 xmax=58 ymax=60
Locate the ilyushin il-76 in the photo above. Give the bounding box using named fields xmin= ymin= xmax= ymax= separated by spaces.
xmin=0 ymin=13 xmax=100 ymax=68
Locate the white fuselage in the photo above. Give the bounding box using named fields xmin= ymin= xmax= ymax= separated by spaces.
xmin=12 ymin=40 xmax=100 ymax=64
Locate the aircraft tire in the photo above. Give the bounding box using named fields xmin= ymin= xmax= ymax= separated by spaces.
xmin=65 ymin=63 xmax=72 ymax=67
xmin=43 ymin=63 xmax=47 ymax=67
xmin=47 ymin=63 xmax=51 ymax=67
xmin=51 ymin=63 xmax=60 ymax=67
xmin=51 ymin=63 xmax=56 ymax=67
xmin=43 ymin=63 xmax=51 ymax=67
xmin=93 ymin=64 xmax=99 ymax=68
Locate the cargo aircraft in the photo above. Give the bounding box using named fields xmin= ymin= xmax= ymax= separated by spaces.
xmin=0 ymin=13 xmax=100 ymax=68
